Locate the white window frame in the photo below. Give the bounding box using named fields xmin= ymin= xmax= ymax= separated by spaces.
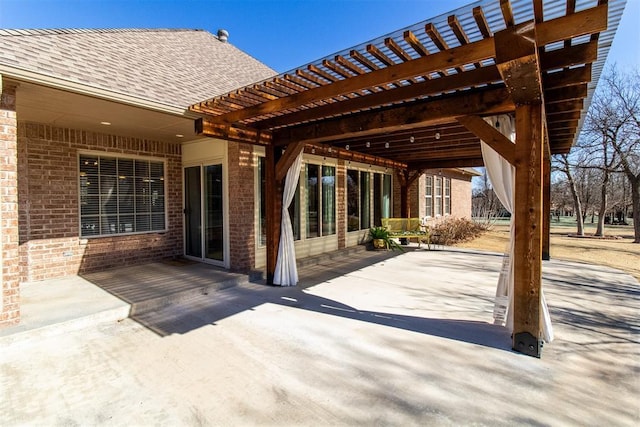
xmin=444 ymin=177 xmax=451 ymax=215
xmin=425 ymin=175 xmax=433 ymax=218
xmin=305 ymin=162 xmax=336 ymax=238
xmin=434 ymin=176 xmax=443 ymax=217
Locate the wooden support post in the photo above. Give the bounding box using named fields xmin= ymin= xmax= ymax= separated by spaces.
xmin=396 ymin=169 xmax=423 ymax=218
xmin=265 ymin=144 xmax=282 ymax=285
xmin=542 ymin=150 xmax=551 ymax=261
xmin=513 ymin=103 xmax=543 ymax=357
xmin=397 ymin=170 xmax=411 ymax=217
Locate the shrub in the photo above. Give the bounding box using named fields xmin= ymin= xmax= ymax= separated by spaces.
xmin=430 ymin=217 xmax=487 ymax=245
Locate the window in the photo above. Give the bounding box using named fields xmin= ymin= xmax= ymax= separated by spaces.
xmin=258 ymin=156 xmax=299 ymax=247
xmin=289 ymin=183 xmax=301 ymax=241
xmin=444 ymin=177 xmax=451 ymax=215
xmin=359 ymin=171 xmax=370 ymax=229
xmin=306 ymin=164 xmax=335 ymax=238
xmin=425 ymin=176 xmax=433 ymax=218
xmin=348 ymin=170 xmax=391 ymax=230
xmin=373 ymin=173 xmax=392 ymax=226
xmin=79 ymin=154 xmax=165 ymax=237
xmin=322 ymin=166 xmax=336 ymax=236
xmin=347 ymin=169 xmax=359 ymax=231
xmin=435 ymin=177 xmax=443 ymax=216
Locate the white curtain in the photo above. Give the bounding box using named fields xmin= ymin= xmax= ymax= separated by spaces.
xmin=481 ymin=114 xmax=553 ymax=343
xmin=274 ymin=152 xmax=304 ymax=286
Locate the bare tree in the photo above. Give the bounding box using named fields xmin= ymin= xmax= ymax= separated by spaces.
xmin=602 ymin=67 xmax=640 ymax=242
xmin=472 ymin=168 xmax=504 ymax=221
xmin=552 ymin=153 xmax=585 ymax=235
xmin=578 ymin=67 xmax=640 ymax=240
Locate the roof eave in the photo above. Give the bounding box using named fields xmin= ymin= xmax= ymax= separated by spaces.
xmin=0 ymin=64 xmax=201 ymax=118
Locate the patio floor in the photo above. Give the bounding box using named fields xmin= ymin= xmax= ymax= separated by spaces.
xmin=1 ymin=246 xmax=638 ymax=425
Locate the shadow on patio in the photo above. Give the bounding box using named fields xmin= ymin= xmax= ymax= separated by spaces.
xmin=132 ymin=281 xmax=513 ymax=351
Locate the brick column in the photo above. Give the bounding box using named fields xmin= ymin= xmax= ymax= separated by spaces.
xmin=227 ymin=141 xmax=256 ymax=272
xmin=336 ymin=160 xmax=346 ymax=249
xmin=0 ymin=77 xmax=20 ymax=327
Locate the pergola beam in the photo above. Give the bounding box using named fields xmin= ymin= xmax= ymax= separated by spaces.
xmin=195 ymin=119 xmax=272 ymax=145
xmin=273 ymin=87 xmax=514 ymax=145
xmin=208 ymin=38 xmax=496 ymax=125
xmin=409 ymin=157 xmax=485 ymax=169
xmin=254 ymin=65 xmax=502 ymax=130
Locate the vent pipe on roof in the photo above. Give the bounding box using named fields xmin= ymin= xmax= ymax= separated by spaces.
xmin=217 ymin=29 xmax=229 ymax=43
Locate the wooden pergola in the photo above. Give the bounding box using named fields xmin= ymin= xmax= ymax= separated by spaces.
xmin=190 ymin=0 xmax=621 ymax=357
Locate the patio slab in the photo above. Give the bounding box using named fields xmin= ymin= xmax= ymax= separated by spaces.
xmin=1 ymin=247 xmax=638 ymax=426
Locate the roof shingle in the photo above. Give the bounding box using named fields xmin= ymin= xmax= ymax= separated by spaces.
xmin=0 ymin=28 xmax=277 ymax=108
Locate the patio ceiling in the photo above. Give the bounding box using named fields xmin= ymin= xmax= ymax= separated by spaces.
xmin=190 ymin=0 xmax=624 ymax=171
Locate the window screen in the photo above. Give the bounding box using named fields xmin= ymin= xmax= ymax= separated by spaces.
xmin=79 ymin=154 xmax=166 ymax=237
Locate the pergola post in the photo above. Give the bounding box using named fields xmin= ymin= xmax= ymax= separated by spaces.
xmin=398 ymin=170 xmax=410 ymax=218
xmin=494 ymin=18 xmax=546 ymax=356
xmin=265 ymin=144 xmax=282 ymax=285
xmin=397 ymin=169 xmax=424 ymax=218
xmin=542 ymin=150 xmax=551 ymax=260
xmin=513 ymin=103 xmax=544 ymax=356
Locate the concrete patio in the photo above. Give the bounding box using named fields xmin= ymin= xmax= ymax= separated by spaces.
xmin=1 ymin=247 xmax=638 ymax=426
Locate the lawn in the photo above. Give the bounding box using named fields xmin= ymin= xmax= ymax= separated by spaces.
xmin=454 ymin=217 xmax=640 ymax=282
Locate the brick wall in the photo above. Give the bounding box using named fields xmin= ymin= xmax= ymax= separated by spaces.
xmin=336 ymin=160 xmax=346 ymax=249
xmin=392 ymin=169 xmax=474 ymax=223
xmin=0 ymin=80 xmax=19 ymax=327
xmin=227 ymin=141 xmax=256 ymax=272
xmin=17 ymin=121 xmax=183 ymax=282
xmin=449 ymin=170 xmax=473 ymax=219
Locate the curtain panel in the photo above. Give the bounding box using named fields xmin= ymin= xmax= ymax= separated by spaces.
xmin=274 ymin=152 xmax=304 ymax=286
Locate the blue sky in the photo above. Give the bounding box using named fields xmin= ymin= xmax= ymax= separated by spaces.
xmin=0 ymin=0 xmax=637 ymax=73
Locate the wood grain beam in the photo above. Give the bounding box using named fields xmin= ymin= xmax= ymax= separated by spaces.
xmin=495 ymin=23 xmax=543 ymax=105
xmin=254 ymin=65 xmax=502 ymax=129
xmin=473 ymin=6 xmax=492 ymax=38
xmin=456 ymin=115 xmax=515 ymax=165
xmin=547 ymin=111 xmax=581 ymax=123
xmin=192 ymin=5 xmax=606 ymax=117
xmin=546 ymin=99 xmax=583 ymax=114
xmin=500 ymin=0 xmax=515 ymax=27
xmin=512 ymin=102 xmax=544 ymax=357
xmin=275 ymin=141 xmax=306 ymax=182
xmin=403 ymin=30 xmax=429 ymax=56
xmin=303 ymin=142 xmax=407 ymax=170
xmin=535 ymin=3 xmax=607 ymax=46
xmin=540 ymin=41 xmax=598 ymax=71
xmin=545 ymin=84 xmax=587 ymax=103
xmin=542 ymin=64 xmax=592 ymax=90
xmin=195 ymin=118 xmax=272 ymax=145
xmin=409 ymin=157 xmax=485 ymax=169
xmin=273 ymin=87 xmax=514 ymax=145
xmin=207 ymin=37 xmax=496 ymax=125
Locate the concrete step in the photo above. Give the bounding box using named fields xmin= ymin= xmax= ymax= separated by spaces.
xmin=129 ymin=275 xmax=247 ymax=316
xmin=0 ymin=276 xmax=132 ymax=346
xmin=0 ymin=261 xmax=254 ymax=344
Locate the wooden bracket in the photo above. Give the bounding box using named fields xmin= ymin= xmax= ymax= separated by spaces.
xmin=457 ymin=115 xmax=515 ymax=165
xmin=275 ymin=141 xmax=306 ymax=181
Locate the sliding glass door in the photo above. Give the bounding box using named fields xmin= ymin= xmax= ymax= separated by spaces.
xmin=184 ymin=163 xmax=225 ymax=264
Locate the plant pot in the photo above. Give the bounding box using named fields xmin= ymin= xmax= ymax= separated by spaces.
xmin=372 ymin=238 xmax=387 ymax=249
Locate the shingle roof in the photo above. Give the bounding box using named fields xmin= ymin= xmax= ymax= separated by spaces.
xmin=0 ymin=28 xmax=277 ymax=109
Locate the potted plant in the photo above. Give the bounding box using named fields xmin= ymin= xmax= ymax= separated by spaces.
xmin=369 ymin=226 xmax=403 ymax=251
